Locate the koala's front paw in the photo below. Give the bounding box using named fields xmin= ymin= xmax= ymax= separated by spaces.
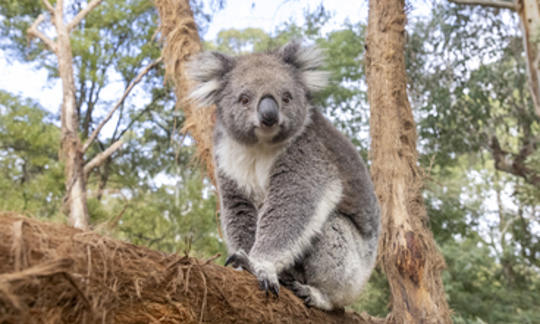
xmin=224 ymin=251 xmax=279 ymax=297
xmin=252 ymin=260 xmax=280 ymax=297
xmin=224 ymin=249 xmax=252 ymax=272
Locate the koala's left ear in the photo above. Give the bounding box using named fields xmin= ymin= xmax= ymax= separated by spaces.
xmin=279 ymin=41 xmax=330 ymax=93
xmin=186 ymin=51 xmax=235 ymax=106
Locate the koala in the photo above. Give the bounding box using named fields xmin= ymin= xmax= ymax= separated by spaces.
xmin=186 ymin=41 xmax=380 ymax=311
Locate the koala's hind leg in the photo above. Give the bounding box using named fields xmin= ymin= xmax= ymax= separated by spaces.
xmin=288 ymin=281 xmax=334 ymax=311
xmin=291 ymin=214 xmax=378 ymax=310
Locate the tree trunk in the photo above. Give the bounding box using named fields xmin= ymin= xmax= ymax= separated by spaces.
xmin=155 ymin=0 xmax=217 ymax=184
xmin=518 ymin=0 xmax=540 ymax=117
xmin=55 ymin=0 xmax=89 ymax=230
xmin=365 ymin=1 xmax=452 ymax=323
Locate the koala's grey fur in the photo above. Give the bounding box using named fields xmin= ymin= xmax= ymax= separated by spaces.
xmin=186 ymin=41 xmax=380 ymax=311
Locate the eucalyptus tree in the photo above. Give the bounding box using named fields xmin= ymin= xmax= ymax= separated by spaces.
xmin=0 ymin=0 xmax=167 ymax=228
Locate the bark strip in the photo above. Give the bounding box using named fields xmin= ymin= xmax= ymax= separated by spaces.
xmin=155 ymin=0 xmax=217 ymax=184
xmin=365 ymin=1 xmax=452 ymax=323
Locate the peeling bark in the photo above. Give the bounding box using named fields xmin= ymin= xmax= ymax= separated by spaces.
xmin=365 ymin=1 xmax=452 ymax=323
xmin=0 ymin=214 xmax=375 ymax=324
xmin=155 ymin=0 xmax=217 ymax=185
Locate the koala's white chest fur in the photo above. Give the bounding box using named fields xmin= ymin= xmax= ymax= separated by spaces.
xmin=215 ymin=135 xmax=285 ymax=206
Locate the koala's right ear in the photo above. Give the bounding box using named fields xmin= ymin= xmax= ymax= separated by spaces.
xmin=186 ymin=52 xmax=234 ymax=106
xmin=278 ymin=41 xmax=329 ymax=93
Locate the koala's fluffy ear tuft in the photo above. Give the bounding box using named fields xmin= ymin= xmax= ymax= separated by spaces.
xmin=279 ymin=41 xmax=330 ymax=93
xmin=186 ymin=52 xmax=234 ymax=107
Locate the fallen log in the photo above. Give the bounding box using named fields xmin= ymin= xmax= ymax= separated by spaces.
xmin=0 ymin=213 xmax=377 ymax=323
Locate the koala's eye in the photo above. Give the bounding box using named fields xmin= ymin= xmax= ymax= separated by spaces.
xmin=239 ymin=94 xmax=250 ymax=106
xmin=282 ymin=92 xmax=293 ymax=104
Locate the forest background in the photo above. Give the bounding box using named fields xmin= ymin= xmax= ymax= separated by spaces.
xmin=0 ymin=0 xmax=538 ymax=323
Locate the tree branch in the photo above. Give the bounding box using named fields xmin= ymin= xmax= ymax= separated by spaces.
xmin=66 ymin=0 xmax=104 ymax=32
xmin=41 ymin=0 xmax=55 ymax=15
xmin=82 ymin=57 xmax=163 ymax=153
xmin=490 ymin=136 xmax=516 ymax=174
xmin=449 ymin=0 xmax=517 ymax=10
xmin=27 ymin=14 xmax=57 ymax=53
xmin=490 ymin=136 xmax=540 ymax=186
xmin=0 ymin=214 xmax=373 ymax=323
xmin=117 ymin=104 xmax=154 ymax=139
xmin=83 ymin=139 xmax=123 ymax=177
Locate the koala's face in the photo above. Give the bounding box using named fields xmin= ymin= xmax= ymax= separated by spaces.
xmin=187 ymin=41 xmax=328 ymax=145
xmin=217 ymin=54 xmax=310 ymax=144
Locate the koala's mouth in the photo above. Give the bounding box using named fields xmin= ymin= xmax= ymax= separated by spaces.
xmin=254 ymin=122 xmax=281 ymax=141
xmin=259 ymin=122 xmax=279 ymax=131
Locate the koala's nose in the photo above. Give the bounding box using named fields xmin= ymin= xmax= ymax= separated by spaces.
xmin=258 ymin=96 xmax=279 ymax=127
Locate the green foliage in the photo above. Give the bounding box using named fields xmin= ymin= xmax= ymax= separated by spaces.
xmin=112 ymin=172 xmax=225 ymax=260
xmin=315 ymin=23 xmax=367 ymax=149
xmin=0 ymin=0 xmax=46 ymax=60
xmin=424 ymin=155 xmax=483 ymax=244
xmin=408 ymin=3 xmax=539 ymax=170
xmin=443 ymin=237 xmax=540 ymax=324
xmin=407 ymin=4 xmax=539 ymax=322
xmin=0 ymin=90 xmax=64 ymax=218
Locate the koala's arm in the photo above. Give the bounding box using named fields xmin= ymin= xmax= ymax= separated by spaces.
xmin=248 ymin=146 xmax=340 ymax=273
xmin=217 ymin=171 xmax=257 ymax=254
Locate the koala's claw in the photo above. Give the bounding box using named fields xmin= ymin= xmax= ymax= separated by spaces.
xmin=290 ymin=281 xmax=313 ymax=306
xmin=259 ymin=277 xmax=279 ymax=297
xmin=224 ymin=250 xmax=252 ymax=272
xmin=289 ymin=282 xmax=334 ymax=310
xmin=271 ymin=283 xmax=280 ymax=296
xmin=225 ymin=251 xmax=280 ymax=297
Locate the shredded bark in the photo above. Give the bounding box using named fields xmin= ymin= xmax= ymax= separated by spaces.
xmin=365 ymin=0 xmax=451 ymax=323
xmin=155 ymin=0 xmax=216 ymax=184
xmin=0 ymin=213 xmax=376 ymax=323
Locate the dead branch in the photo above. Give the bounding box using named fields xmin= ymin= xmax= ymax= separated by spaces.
xmin=82 ymin=57 xmax=163 ymax=153
xmin=27 ymin=14 xmax=57 ymax=53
